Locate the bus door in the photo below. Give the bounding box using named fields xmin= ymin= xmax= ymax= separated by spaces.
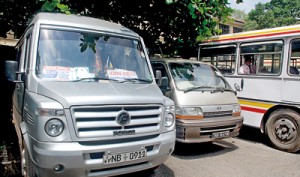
xmin=281 ymin=39 xmax=300 ymax=103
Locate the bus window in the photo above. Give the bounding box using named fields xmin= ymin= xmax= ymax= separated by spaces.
xmin=199 ymin=44 xmax=236 ymax=74
xmin=289 ymin=39 xmax=300 ymax=75
xmin=239 ymin=41 xmax=283 ymax=75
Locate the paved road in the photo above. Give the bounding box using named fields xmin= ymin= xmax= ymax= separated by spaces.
xmin=120 ymin=126 xmax=300 ymax=177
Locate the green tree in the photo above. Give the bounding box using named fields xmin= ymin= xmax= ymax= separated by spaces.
xmin=231 ymin=9 xmax=247 ymax=21
xmin=0 ymin=0 xmax=237 ymax=58
xmin=68 ymin=0 xmax=234 ymax=58
xmin=246 ymin=0 xmax=300 ymax=31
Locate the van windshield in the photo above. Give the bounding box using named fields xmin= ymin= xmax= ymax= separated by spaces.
xmin=169 ymin=62 xmax=231 ymax=91
xmin=36 ymin=29 xmax=152 ymax=82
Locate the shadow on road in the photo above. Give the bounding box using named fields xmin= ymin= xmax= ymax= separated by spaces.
xmin=236 ymin=125 xmax=271 ymax=147
xmin=237 ymin=125 xmax=300 ymax=155
xmin=172 ymin=139 xmax=238 ymax=160
xmin=116 ymin=164 xmax=174 ymax=177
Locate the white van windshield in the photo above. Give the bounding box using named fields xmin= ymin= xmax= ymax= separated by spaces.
xmin=169 ymin=62 xmax=231 ymax=92
xmin=36 ymin=29 xmax=152 ymax=82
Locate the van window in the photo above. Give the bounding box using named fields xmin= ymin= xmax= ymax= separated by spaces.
xmin=151 ymin=62 xmax=170 ymax=86
xmin=169 ymin=62 xmax=231 ymax=91
xmin=36 ymin=29 xmax=151 ymax=81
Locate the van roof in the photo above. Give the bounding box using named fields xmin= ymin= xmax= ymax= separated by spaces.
xmin=25 ymin=12 xmax=139 ymax=38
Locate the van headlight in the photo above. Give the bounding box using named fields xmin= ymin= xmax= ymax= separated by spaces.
xmin=176 ymin=106 xmax=203 ymax=119
xmin=164 ymin=105 xmax=175 ymax=132
xmin=165 ymin=113 xmax=175 ymax=127
xmin=232 ymin=104 xmax=241 ymax=116
xmin=45 ymin=118 xmax=64 ymax=137
xmin=37 ymin=108 xmax=65 ymax=137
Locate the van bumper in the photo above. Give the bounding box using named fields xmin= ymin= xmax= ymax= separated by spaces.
xmin=28 ymin=130 xmax=175 ymax=177
xmin=175 ymin=116 xmax=243 ymax=143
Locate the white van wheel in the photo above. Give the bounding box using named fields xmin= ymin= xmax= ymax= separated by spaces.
xmin=266 ymin=109 xmax=300 ymax=153
xmin=21 ymin=142 xmax=35 ymax=177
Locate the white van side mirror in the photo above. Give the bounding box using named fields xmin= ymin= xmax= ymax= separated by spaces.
xmin=155 ymin=70 xmax=162 ymax=86
xmin=5 ymin=60 xmax=18 ymax=82
xmin=234 ymin=83 xmax=242 ymax=92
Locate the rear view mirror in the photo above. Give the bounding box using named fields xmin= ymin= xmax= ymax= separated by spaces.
xmin=234 ymin=83 xmax=242 ymax=92
xmin=5 ymin=60 xmax=18 ymax=82
xmin=155 ymin=70 xmax=162 ymax=86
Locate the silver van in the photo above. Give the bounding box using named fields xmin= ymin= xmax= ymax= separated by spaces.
xmin=5 ymin=12 xmax=176 ymax=177
xmin=150 ymin=58 xmax=243 ymax=143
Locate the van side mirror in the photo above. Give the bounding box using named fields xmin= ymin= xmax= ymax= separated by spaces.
xmin=5 ymin=60 xmax=18 ymax=82
xmin=234 ymin=78 xmax=244 ymax=92
xmin=155 ymin=70 xmax=162 ymax=86
xmin=234 ymin=83 xmax=242 ymax=92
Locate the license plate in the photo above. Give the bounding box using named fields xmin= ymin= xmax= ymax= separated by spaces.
xmin=211 ymin=131 xmax=229 ymax=138
xmin=103 ymin=149 xmax=147 ymax=164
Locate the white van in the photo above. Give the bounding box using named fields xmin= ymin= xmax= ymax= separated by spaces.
xmin=150 ymin=58 xmax=243 ymax=143
xmin=5 ymin=12 xmax=176 ymax=177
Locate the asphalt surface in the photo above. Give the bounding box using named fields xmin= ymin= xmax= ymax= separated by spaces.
xmin=120 ymin=126 xmax=300 ymax=177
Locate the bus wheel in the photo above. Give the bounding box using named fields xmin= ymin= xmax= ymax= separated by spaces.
xmin=266 ymin=109 xmax=300 ymax=153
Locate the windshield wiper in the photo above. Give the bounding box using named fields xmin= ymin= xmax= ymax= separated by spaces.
xmin=184 ymin=86 xmax=214 ymax=93
xmin=120 ymin=78 xmax=152 ymax=83
xmin=211 ymin=87 xmax=235 ymax=94
xmin=71 ymin=77 xmax=119 ymax=82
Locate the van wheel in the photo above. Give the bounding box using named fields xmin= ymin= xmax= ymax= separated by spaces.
xmin=266 ymin=109 xmax=300 ymax=153
xmin=21 ymin=142 xmax=35 ymax=177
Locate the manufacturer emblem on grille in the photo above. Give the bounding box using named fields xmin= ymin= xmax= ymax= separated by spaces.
xmin=116 ymin=111 xmax=131 ymax=126
xmin=217 ymin=107 xmax=222 ymax=110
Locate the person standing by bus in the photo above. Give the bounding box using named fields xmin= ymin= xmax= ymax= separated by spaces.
xmin=239 ymin=55 xmax=256 ymax=74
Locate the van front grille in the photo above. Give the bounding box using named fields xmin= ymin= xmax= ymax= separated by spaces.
xmin=203 ymin=111 xmax=232 ymax=118
xmin=71 ymin=105 xmax=162 ymax=138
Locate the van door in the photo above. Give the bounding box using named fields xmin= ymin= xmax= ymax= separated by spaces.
xmin=150 ymin=62 xmax=173 ymax=98
xmin=13 ymin=32 xmax=31 ymax=116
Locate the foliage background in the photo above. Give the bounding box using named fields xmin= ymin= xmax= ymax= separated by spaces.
xmin=0 ymin=0 xmax=235 ymax=58
xmin=244 ymin=0 xmax=300 ymax=31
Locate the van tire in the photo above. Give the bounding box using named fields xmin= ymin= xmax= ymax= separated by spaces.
xmin=22 ymin=142 xmax=35 ymax=177
xmin=266 ymin=109 xmax=300 ymax=153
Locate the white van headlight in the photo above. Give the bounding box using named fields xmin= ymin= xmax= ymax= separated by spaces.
xmin=176 ymin=106 xmax=203 ymax=119
xmin=37 ymin=108 xmax=66 ymax=137
xmin=165 ymin=113 xmax=175 ymax=127
xmin=232 ymin=104 xmax=241 ymax=116
xmin=45 ymin=118 xmax=64 ymax=137
xmin=163 ymin=105 xmax=175 ymax=132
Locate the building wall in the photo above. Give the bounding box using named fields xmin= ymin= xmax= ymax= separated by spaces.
xmin=0 ymin=30 xmax=18 ymax=47
xmin=219 ymin=18 xmax=245 ymax=34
